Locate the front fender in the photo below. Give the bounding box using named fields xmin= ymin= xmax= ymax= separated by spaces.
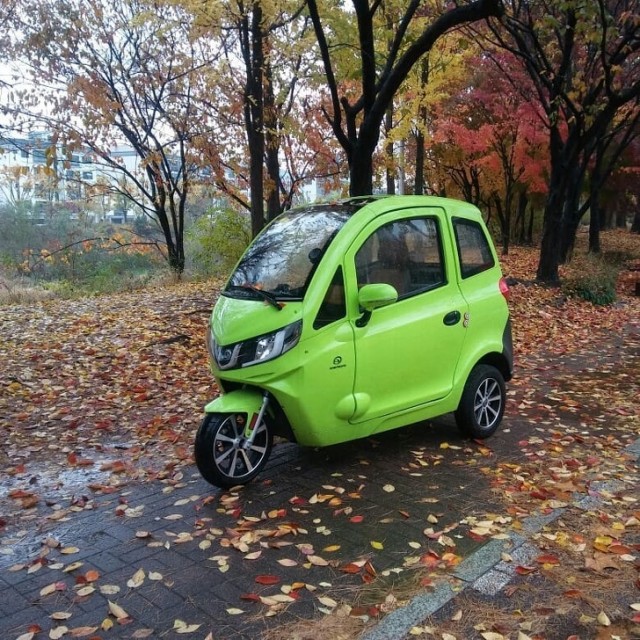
xmin=204 ymin=389 xmax=265 ymax=415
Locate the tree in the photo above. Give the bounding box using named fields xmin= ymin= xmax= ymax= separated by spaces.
xmin=485 ymin=0 xmax=640 ymax=282
xmin=306 ymin=0 xmax=504 ymax=196
xmin=8 ymin=0 xmax=218 ymax=275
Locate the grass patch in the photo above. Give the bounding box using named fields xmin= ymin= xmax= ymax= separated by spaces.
xmin=563 ymin=253 xmax=619 ymax=305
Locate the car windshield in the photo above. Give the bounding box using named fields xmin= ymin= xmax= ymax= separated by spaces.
xmin=225 ymin=204 xmax=355 ymax=301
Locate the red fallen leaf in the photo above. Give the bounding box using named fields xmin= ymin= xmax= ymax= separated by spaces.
xmin=419 ymin=577 xmax=434 ymax=588
xmin=100 ymin=460 xmax=126 ymax=473
xmin=632 ymin=613 xmax=640 ymax=623
xmin=536 ymin=554 xmax=560 ymax=565
xmin=364 ymin=561 xmax=376 ymax=577
xmin=563 ymin=589 xmax=582 ymax=598
xmin=515 ymin=565 xmax=537 ymax=575
xmin=255 ymin=575 xmax=280 ymax=585
xmin=350 ymin=515 xmax=364 ymax=523
xmin=67 ymin=453 xmax=93 ymax=467
xmin=349 ymin=606 xmax=369 ymax=617
xmin=609 ymin=544 xmax=632 ymax=555
xmin=420 ymin=552 xmax=440 ymax=568
xmin=530 ymin=490 xmax=551 ymax=500
xmin=240 ymin=593 xmax=261 ymax=602
xmin=8 ymin=464 xmax=26 ymax=475
xmin=468 ymin=531 xmax=486 ymax=542
xmin=361 ymin=573 xmax=375 ymax=584
xmin=8 ymin=489 xmax=33 ymax=499
xmin=398 ymin=510 xmax=410 ymax=519
xmin=340 ymin=563 xmax=362 ymax=574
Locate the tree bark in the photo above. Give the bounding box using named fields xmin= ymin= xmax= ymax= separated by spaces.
xmin=308 ymin=0 xmax=504 ymax=197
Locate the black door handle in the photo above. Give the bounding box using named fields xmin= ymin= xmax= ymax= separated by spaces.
xmin=443 ymin=310 xmax=461 ymax=326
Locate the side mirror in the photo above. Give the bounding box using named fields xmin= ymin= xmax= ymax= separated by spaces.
xmin=356 ymin=283 xmax=398 ymax=327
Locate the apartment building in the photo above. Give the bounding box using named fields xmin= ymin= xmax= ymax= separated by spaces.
xmin=0 ymin=131 xmax=140 ymax=222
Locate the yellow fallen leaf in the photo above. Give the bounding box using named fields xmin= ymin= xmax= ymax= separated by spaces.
xmin=99 ymin=585 xmax=120 ymax=595
xmin=68 ymin=626 xmax=98 ymax=637
xmin=127 ymin=568 xmax=145 ymax=588
xmin=322 ymin=545 xmax=341 ymax=553
xmin=307 ymin=555 xmax=329 ymax=566
xmin=597 ymin=611 xmax=611 ymax=626
xmin=49 ymin=626 xmax=68 ymax=639
xmin=75 ymin=586 xmax=95 ymax=597
xmin=370 ymin=541 xmax=384 ymax=550
xmin=148 ymin=571 xmax=163 ymax=581
xmin=226 ymin=608 xmax=244 ymax=615
xmin=383 ymin=484 xmax=395 ymax=492
xmin=108 ymin=600 xmax=129 ymax=620
xmin=278 ymin=559 xmax=298 ymax=567
xmin=40 ymin=582 xmax=58 ymax=597
xmin=61 ymin=546 xmax=80 ymax=555
xmin=51 ymin=612 xmax=73 ymax=620
xmin=101 ymin=618 xmax=114 ymax=631
xmin=175 ymin=621 xmax=201 ymax=634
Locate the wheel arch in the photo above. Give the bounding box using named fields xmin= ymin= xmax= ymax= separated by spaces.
xmin=474 ymin=351 xmax=512 ymax=382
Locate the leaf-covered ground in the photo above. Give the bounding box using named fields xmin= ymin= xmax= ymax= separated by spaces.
xmin=1 ymin=231 xmax=639 ymax=640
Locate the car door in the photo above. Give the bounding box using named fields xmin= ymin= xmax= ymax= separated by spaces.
xmin=345 ymin=207 xmax=468 ymax=424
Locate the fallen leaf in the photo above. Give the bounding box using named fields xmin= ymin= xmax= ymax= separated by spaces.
xmin=108 ymin=600 xmax=129 ymax=620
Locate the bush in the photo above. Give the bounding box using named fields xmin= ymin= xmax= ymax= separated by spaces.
xmin=563 ymin=255 xmax=618 ymax=306
xmin=186 ymin=208 xmax=251 ymax=278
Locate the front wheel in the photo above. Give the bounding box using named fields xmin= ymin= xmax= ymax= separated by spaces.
xmin=195 ymin=413 xmax=273 ymax=489
xmin=455 ymin=364 xmax=506 ymax=439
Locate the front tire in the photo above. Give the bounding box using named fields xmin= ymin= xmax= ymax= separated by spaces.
xmin=455 ymin=364 xmax=505 ymax=439
xmin=195 ymin=413 xmax=273 ymax=489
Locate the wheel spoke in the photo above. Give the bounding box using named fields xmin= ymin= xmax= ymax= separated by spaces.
xmin=240 ymin=449 xmax=255 ymax=473
xmin=248 ymin=444 xmax=267 ymax=455
xmin=215 ymin=446 xmax=234 ymax=466
xmin=215 ymin=433 xmax=235 ymax=445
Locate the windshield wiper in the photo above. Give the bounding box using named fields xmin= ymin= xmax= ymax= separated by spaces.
xmin=229 ymin=284 xmax=283 ymax=310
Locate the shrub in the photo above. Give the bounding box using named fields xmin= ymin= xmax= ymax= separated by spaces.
xmin=563 ymin=254 xmax=618 ymax=306
xmin=186 ymin=208 xmax=251 ymax=278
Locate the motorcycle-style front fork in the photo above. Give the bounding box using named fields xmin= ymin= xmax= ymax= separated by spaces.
xmin=242 ymin=391 xmax=270 ymax=449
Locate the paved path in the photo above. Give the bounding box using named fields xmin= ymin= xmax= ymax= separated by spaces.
xmin=1 ymin=322 xmax=638 ymax=640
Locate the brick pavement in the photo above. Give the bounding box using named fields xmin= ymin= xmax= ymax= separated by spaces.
xmin=1 ymin=321 xmax=638 ymax=640
xmin=1 ymin=418 xmax=506 ymax=640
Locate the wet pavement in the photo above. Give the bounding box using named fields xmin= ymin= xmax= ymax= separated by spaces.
xmin=1 ymin=322 xmax=639 ymax=640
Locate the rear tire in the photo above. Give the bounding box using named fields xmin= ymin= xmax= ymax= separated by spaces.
xmin=195 ymin=412 xmax=273 ymax=489
xmin=455 ymin=364 xmax=505 ymax=439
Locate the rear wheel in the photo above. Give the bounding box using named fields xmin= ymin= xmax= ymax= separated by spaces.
xmin=195 ymin=412 xmax=273 ymax=488
xmin=455 ymin=365 xmax=505 ymax=439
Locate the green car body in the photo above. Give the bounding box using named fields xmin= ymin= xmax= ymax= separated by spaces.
xmin=197 ymin=195 xmax=513 ymax=488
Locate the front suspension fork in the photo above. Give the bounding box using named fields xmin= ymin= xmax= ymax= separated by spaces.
xmin=242 ymin=391 xmax=270 ymax=449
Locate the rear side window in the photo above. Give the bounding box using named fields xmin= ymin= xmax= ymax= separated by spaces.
xmin=453 ymin=218 xmax=495 ymax=278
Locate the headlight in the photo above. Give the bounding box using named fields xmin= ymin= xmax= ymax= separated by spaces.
xmin=210 ymin=320 xmax=302 ymax=370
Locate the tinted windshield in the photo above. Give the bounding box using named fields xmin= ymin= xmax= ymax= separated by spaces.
xmin=225 ymin=205 xmax=354 ymax=301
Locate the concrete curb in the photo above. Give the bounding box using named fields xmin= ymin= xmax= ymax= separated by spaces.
xmin=361 ymin=437 xmax=640 ymax=640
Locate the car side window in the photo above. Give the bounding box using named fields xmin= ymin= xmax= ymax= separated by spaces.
xmin=355 ymin=217 xmax=445 ymax=299
xmin=453 ymin=218 xmax=495 ymax=278
xmin=313 ymin=267 xmax=346 ymax=329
